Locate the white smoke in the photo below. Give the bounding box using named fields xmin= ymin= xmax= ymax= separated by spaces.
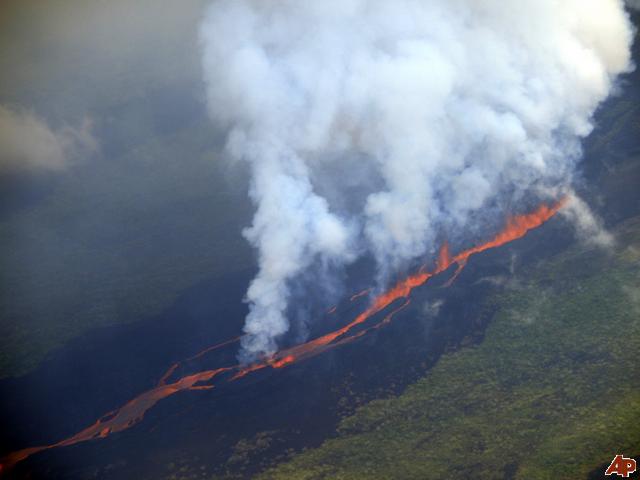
xmin=562 ymin=192 xmax=615 ymax=247
xmin=200 ymin=0 xmax=634 ymax=360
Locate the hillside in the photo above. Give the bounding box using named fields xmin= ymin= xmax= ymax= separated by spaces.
xmin=260 ymin=217 xmax=640 ymax=480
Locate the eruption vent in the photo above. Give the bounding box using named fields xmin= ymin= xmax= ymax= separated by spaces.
xmin=199 ymin=0 xmax=634 ymax=360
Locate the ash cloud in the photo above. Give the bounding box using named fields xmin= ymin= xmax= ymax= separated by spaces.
xmin=200 ymin=0 xmax=634 ymax=360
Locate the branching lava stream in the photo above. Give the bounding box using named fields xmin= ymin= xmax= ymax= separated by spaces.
xmin=0 ymin=199 xmax=566 ymax=473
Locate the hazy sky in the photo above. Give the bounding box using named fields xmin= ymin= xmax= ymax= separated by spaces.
xmin=0 ymin=0 xmax=255 ymax=378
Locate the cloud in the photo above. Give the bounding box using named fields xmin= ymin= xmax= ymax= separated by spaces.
xmin=0 ymin=105 xmax=97 ymax=174
xmin=200 ymin=0 xmax=634 ymax=360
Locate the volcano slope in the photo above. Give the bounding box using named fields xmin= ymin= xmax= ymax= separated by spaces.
xmin=258 ymin=216 xmax=640 ymax=480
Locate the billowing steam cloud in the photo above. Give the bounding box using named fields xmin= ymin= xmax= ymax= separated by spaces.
xmin=200 ymin=0 xmax=634 ymax=360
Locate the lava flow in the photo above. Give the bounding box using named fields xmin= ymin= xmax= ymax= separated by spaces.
xmin=0 ymin=199 xmax=566 ymax=472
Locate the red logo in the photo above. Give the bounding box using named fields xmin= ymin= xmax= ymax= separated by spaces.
xmin=606 ymin=454 xmax=637 ymax=478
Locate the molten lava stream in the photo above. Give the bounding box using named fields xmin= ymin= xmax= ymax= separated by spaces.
xmin=158 ymin=335 xmax=242 ymax=386
xmin=0 ymin=199 xmax=566 ymax=473
xmin=350 ymin=288 xmax=371 ymax=302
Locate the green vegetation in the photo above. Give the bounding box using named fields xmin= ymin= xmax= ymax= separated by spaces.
xmin=260 ymin=218 xmax=640 ymax=480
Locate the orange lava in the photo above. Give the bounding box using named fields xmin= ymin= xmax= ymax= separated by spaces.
xmin=1 ymin=367 xmax=230 ymax=471
xmin=436 ymin=241 xmax=452 ymax=272
xmin=158 ymin=335 xmax=242 ymax=386
xmin=350 ymin=288 xmax=371 ymax=302
xmin=270 ymin=355 xmax=296 ymax=368
xmin=0 ymin=199 xmax=565 ymax=472
xmin=451 ymin=198 xmax=567 ymax=266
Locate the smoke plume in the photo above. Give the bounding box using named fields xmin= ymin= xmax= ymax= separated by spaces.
xmin=200 ymin=0 xmax=634 ymax=360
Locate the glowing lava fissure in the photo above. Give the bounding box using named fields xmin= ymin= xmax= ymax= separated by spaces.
xmin=0 ymin=199 xmax=565 ymax=472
